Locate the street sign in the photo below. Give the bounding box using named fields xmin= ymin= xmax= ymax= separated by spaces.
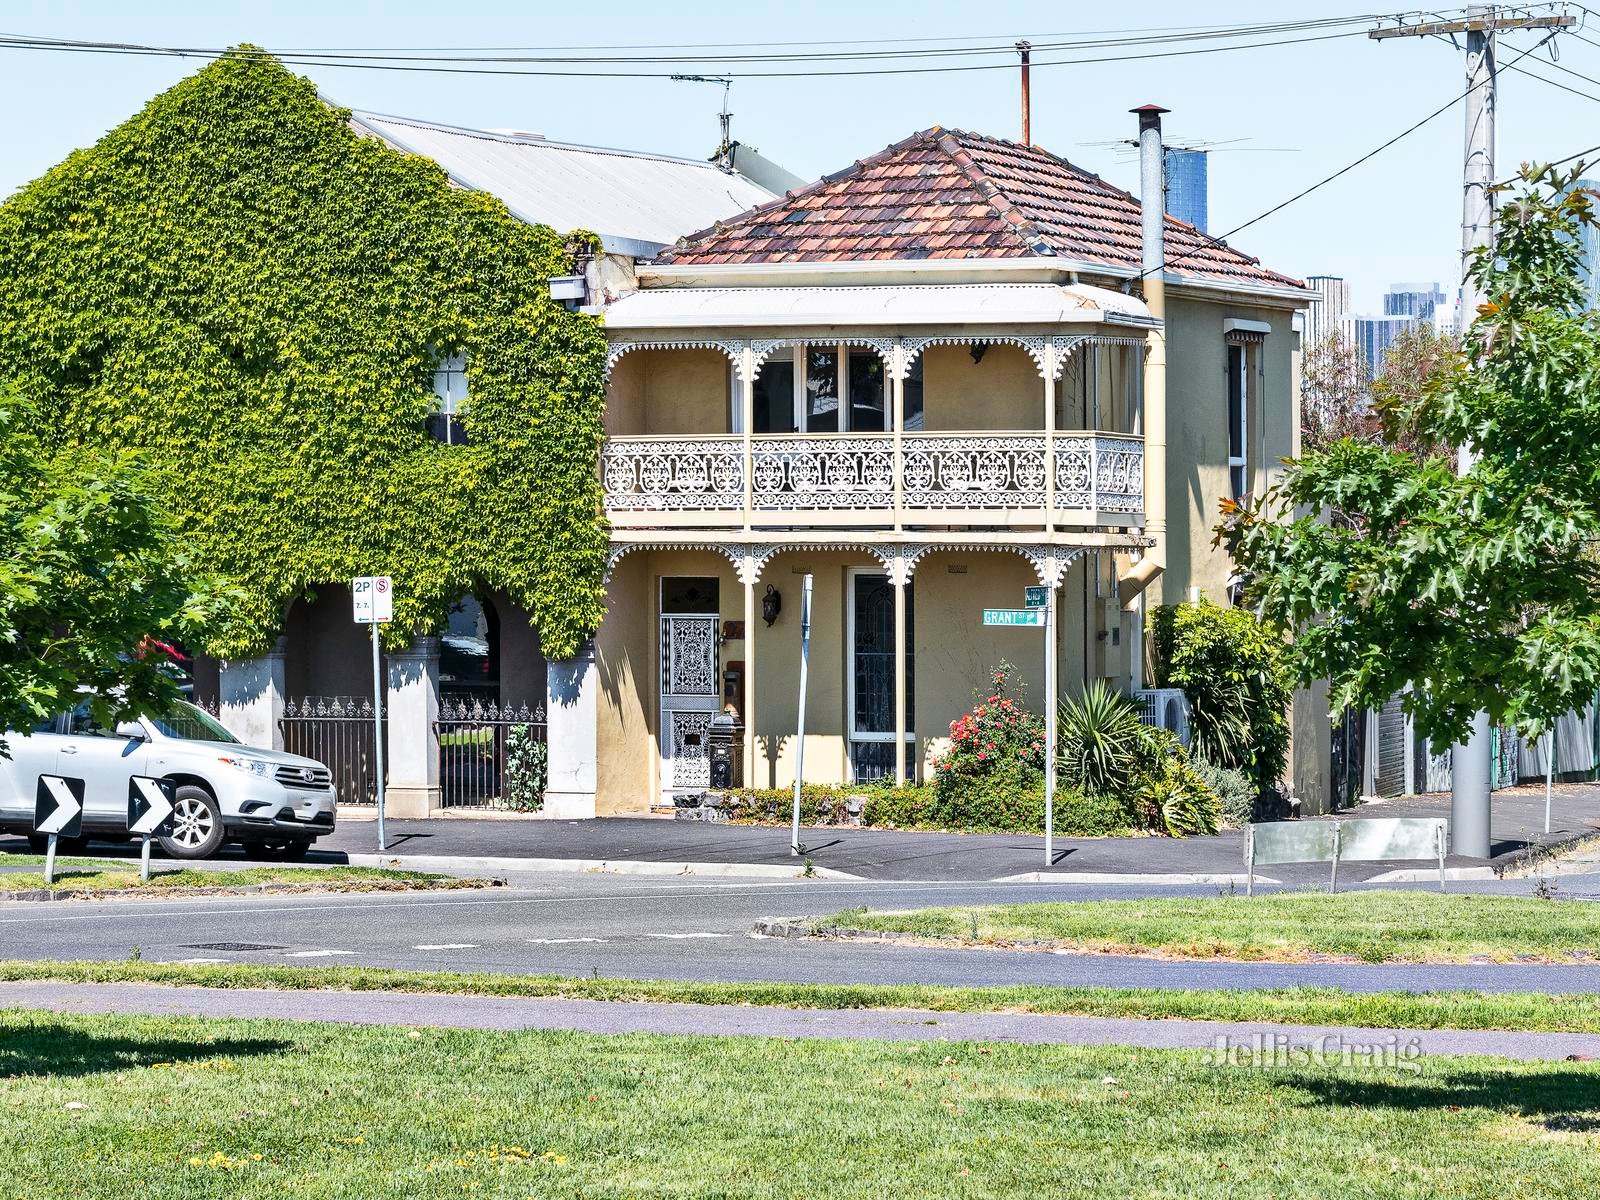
xmin=983 ymin=608 xmax=1045 ymax=627
xmin=128 ymin=776 xmax=176 ymax=836
xmin=1024 ymin=586 xmax=1050 ymax=609
xmin=34 ymin=775 xmax=84 ymax=839
xmin=352 ymin=575 xmax=391 ymax=852
xmin=352 ymin=575 xmax=393 ymax=624
xmin=34 ymin=774 xmax=84 ymax=885
xmin=128 ymin=776 xmax=176 ymax=882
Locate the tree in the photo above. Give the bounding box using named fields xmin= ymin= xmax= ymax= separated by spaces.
xmin=1300 ymin=331 xmax=1370 ymax=452
xmin=0 ymin=391 xmax=231 ymax=747
xmin=1220 ymin=164 xmax=1600 ymax=744
xmin=1371 ymin=323 xmax=1456 ymax=461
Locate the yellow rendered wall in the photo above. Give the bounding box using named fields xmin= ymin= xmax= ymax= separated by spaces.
xmin=603 ymin=353 xmax=645 ymax=436
xmin=594 ymin=554 xmax=652 ymax=815
xmin=642 ymin=349 xmax=732 ymax=435
xmin=920 ymin=343 xmax=1042 ymax=431
xmin=1161 ymin=296 xmax=1299 ymax=607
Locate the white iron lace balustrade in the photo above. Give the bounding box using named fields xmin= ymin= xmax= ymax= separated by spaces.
xmin=901 ymin=434 xmax=1047 ymax=510
xmin=601 ymin=431 xmax=1143 ymax=523
xmin=751 ymin=435 xmax=895 ymax=511
xmin=602 ymin=437 xmax=745 ymax=511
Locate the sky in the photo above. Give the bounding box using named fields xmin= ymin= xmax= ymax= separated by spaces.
xmin=3 ymin=1 xmax=1598 ymax=312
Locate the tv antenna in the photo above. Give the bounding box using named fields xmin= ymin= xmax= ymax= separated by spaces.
xmin=672 ymin=74 xmax=734 ymax=154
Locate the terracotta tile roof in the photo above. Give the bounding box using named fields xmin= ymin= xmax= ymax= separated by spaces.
xmin=658 ymin=127 xmax=1304 ymax=291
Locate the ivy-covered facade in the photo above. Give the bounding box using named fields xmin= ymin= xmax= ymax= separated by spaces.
xmin=0 ymin=51 xmax=608 ymax=664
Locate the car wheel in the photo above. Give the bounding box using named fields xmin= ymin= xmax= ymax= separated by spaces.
xmin=260 ymin=837 xmax=312 ymax=862
xmin=157 ymin=786 xmax=224 ymax=860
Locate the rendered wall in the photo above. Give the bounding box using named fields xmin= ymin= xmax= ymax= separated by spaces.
xmin=920 ymin=343 xmax=1042 ymax=430
xmin=594 ymin=554 xmax=653 ymax=815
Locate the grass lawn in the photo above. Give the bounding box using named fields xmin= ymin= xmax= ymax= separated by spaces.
xmin=8 ymin=960 xmax=1600 ymax=1033
xmin=821 ymin=890 xmax=1600 ymax=963
xmin=0 ymin=861 xmax=487 ymax=895
xmin=2 ymin=1008 xmax=1598 ymax=1198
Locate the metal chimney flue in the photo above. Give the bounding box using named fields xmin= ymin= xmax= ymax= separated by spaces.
xmin=1118 ymin=103 xmax=1169 ymax=621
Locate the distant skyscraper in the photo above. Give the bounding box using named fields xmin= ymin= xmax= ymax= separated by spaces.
xmin=1163 ymin=147 xmax=1208 ymax=232
xmin=1304 ymin=275 xmax=1351 ymax=347
xmin=1384 ymin=282 xmax=1446 ymax=320
xmin=1347 ymin=313 xmax=1417 ymax=378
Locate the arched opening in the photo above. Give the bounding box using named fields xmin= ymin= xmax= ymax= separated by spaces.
xmin=283 ymin=583 xmax=376 ymax=701
xmin=439 ymin=593 xmax=501 ymax=704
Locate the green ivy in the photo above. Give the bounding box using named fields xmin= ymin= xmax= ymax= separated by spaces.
xmin=0 ymin=50 xmax=608 ymax=659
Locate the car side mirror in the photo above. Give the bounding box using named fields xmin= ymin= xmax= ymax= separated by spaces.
xmin=115 ymin=721 xmax=147 ymax=741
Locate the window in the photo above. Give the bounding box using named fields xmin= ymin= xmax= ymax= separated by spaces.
xmin=1226 ymin=344 xmax=1248 ymax=499
xmin=753 ymin=343 xmax=894 ymax=434
xmin=753 ymin=351 xmax=797 ymax=434
xmin=901 ymin=356 xmax=924 ymax=431
xmin=429 ymin=352 xmax=468 ymax=445
xmin=150 ymin=702 xmax=240 ymax=743
xmin=849 ymin=571 xmax=914 ymax=783
xmin=66 ymin=701 xmax=120 ymax=738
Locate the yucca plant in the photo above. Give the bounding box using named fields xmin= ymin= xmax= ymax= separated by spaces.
xmin=1058 ymin=681 xmax=1142 ymax=796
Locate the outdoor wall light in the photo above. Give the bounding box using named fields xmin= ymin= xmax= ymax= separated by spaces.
xmin=969 ymin=341 xmax=988 ymax=364
xmin=762 ymin=584 xmax=783 ymax=626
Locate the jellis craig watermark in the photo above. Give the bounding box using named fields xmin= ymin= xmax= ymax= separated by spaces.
xmin=1205 ymin=1033 xmax=1423 ymax=1073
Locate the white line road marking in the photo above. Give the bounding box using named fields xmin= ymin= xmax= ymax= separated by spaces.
xmin=640 ymin=932 xmax=732 ymax=940
xmin=413 ymin=943 xmax=478 ymax=950
xmin=527 ymin=937 xmax=607 ymax=944
xmin=283 ymin=949 xmax=355 ymax=958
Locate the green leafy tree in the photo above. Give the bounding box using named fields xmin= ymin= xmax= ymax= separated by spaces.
xmin=1220 ymin=163 xmax=1600 ymax=743
xmin=0 ymin=392 xmax=231 ymax=745
xmin=1150 ymin=600 xmax=1291 ymax=788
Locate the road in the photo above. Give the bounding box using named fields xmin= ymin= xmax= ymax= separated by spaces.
xmin=5 ymin=870 xmax=1600 ymax=993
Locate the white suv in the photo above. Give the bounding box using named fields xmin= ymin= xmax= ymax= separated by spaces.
xmin=0 ymin=700 xmax=336 ymax=859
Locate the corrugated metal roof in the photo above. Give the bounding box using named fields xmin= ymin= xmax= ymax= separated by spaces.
xmin=604 ymin=282 xmax=1155 ymax=329
xmin=348 ymin=110 xmax=776 ymax=256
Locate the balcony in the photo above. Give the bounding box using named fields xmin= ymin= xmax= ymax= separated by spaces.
xmin=602 ymin=430 xmax=1143 ymax=529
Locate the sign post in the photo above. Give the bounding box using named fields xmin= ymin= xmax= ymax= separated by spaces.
xmin=985 ymin=586 xmax=1057 ymax=867
xmin=128 ymin=776 xmax=176 ymax=883
xmin=353 ymin=575 xmax=393 ymax=852
xmin=34 ymin=775 xmax=84 ymax=886
xmin=791 ymin=573 xmax=813 ymax=858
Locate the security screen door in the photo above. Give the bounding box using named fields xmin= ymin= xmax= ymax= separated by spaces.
xmin=659 ymin=577 xmax=720 ymax=801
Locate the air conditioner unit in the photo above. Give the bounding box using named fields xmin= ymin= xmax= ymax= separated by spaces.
xmin=1134 ymin=687 xmax=1191 ymax=749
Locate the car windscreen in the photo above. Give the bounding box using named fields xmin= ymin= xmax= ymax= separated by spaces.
xmin=149 ymin=701 xmax=240 ymax=743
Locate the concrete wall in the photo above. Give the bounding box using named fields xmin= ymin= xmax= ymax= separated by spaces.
xmin=921 ymin=343 xmax=1042 ymax=430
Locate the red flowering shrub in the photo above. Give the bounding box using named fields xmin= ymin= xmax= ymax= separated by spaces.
xmin=931 ymin=665 xmax=1046 ymax=787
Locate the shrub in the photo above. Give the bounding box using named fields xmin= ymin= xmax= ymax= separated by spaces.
xmin=931 ymin=664 xmax=1045 ymax=789
xmin=1191 ymin=759 xmax=1257 ymax=827
xmin=1135 ymin=755 xmax=1222 ymax=837
xmin=501 ymin=724 xmax=546 ymax=812
xmin=1058 ymin=681 xmax=1142 ymax=795
xmin=710 ymin=779 xmax=1135 ymax=837
xmin=1150 ymin=600 xmax=1292 ymax=789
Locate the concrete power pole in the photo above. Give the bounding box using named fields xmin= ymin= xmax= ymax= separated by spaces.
xmin=1369 ymin=5 xmax=1572 ymax=857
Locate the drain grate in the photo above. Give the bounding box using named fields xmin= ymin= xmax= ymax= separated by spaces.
xmin=181 ymin=942 xmax=287 ymax=952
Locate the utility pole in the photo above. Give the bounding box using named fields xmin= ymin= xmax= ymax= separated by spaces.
xmin=1369 ymin=5 xmax=1573 ymax=858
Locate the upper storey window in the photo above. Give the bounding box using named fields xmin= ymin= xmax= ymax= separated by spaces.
xmin=429 ymin=352 xmax=468 ymax=445
xmin=752 ymin=345 xmax=889 ymax=434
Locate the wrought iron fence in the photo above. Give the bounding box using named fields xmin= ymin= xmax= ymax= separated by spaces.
xmin=436 ymin=698 xmax=547 ymax=809
xmin=280 ymin=696 xmax=385 ymax=805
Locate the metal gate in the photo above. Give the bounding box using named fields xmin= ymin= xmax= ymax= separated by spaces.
xmin=280 ymin=696 xmax=385 ymax=805
xmin=1375 ymin=694 xmax=1407 ymax=796
xmin=1329 ymin=706 xmax=1365 ymax=810
xmin=660 ymin=613 xmax=720 ymax=799
xmin=436 ymin=698 xmax=547 ymax=809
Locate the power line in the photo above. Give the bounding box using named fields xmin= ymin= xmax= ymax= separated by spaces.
xmin=0 ymin=15 xmax=1400 ymax=66
xmin=0 ymin=24 xmax=1395 ymax=80
xmin=1158 ymin=29 xmax=1563 ymax=277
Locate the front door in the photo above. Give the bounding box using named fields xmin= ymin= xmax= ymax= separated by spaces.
xmin=849 ymin=572 xmax=913 ymax=783
xmin=660 ymin=577 xmax=721 ymax=800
